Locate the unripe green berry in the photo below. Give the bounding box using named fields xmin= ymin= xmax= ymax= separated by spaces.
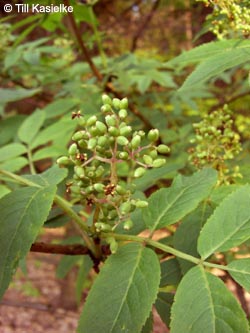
xmin=78 ymin=139 xmax=87 ymax=148
xmin=68 ymin=143 xmax=78 ymax=155
xmin=77 ymin=117 xmax=86 ymax=127
xmin=148 ymin=129 xmax=159 ymax=142
xmin=89 ymin=126 xmax=99 ymax=137
xmin=57 ymin=156 xmax=70 ymax=166
xmin=131 ymin=135 xmax=141 ymax=149
xmin=108 ymin=126 xmax=119 ymax=137
xmin=101 ymin=104 xmax=112 ymax=113
xmin=95 ymin=222 xmax=112 ymax=232
xmin=119 ymin=125 xmax=132 ymax=137
xmin=95 ymin=166 xmax=105 ymax=177
xmin=157 ymin=144 xmax=170 ymax=154
xmin=74 ymin=166 xmax=85 ymax=178
xmin=135 ymin=200 xmax=148 ymax=208
xmin=108 ymin=238 xmax=118 ymax=254
xmin=117 ymin=136 xmax=129 ymax=146
xmin=134 ymin=167 xmax=146 ymax=178
xmin=93 ymin=183 xmax=105 ymax=193
xmin=97 ymin=136 xmax=109 ymax=147
xmin=70 ymin=186 xmax=81 ymax=194
xmin=86 ymin=115 xmax=97 ymax=127
xmin=116 ymin=184 xmax=127 ymax=195
xmin=112 ymin=98 xmax=121 ymax=110
xmin=152 ymin=158 xmax=166 ymax=168
xmin=118 ymin=109 xmax=128 ymax=119
xmin=123 ymin=219 xmax=133 ymax=230
xmin=105 ymin=115 xmax=117 ymax=127
xmin=102 ymin=94 xmax=112 ymax=105
xmin=120 ymin=97 xmax=128 ymax=109
xmin=72 ymin=131 xmax=85 ymax=141
xmin=118 ymin=152 xmax=129 ymax=160
xmin=96 ymin=121 xmax=107 ymax=134
xmin=120 ymin=201 xmax=132 ymax=215
xmin=143 ymin=154 xmax=153 ymax=165
xmin=87 ymin=138 xmax=97 ymax=150
xmin=149 ymin=149 xmax=158 ymax=159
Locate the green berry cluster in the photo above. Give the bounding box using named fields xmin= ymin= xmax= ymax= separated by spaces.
xmin=57 ymin=94 xmax=169 ymax=231
xmin=188 ymin=105 xmax=242 ymax=184
xmin=197 ymin=0 xmax=250 ymax=39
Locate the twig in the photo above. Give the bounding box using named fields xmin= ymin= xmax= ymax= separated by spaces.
xmin=30 ymin=242 xmax=90 ymax=255
xmin=131 ymin=0 xmax=161 ymax=52
xmin=64 ymin=0 xmax=103 ymax=81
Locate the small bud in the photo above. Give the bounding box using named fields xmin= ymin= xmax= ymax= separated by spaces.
xmin=117 ymin=136 xmax=129 ymax=146
xmin=112 ymin=98 xmax=121 ymax=110
xmin=148 ymin=129 xmax=159 ymax=142
xmin=157 ymin=144 xmax=170 ymax=154
xmin=152 ymin=158 xmax=166 ymax=168
xmin=134 ymin=167 xmax=146 ymax=178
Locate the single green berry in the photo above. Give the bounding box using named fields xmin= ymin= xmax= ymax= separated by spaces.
xmin=96 ymin=121 xmax=107 ymax=134
xmin=112 ymin=98 xmax=121 ymax=110
xmin=135 ymin=200 xmax=148 ymax=208
xmin=102 ymin=94 xmax=112 ymax=105
xmin=118 ymin=151 xmax=129 ymax=160
xmin=123 ymin=219 xmax=133 ymax=230
xmin=57 ymin=156 xmax=70 ymax=166
xmin=157 ymin=144 xmax=170 ymax=154
xmin=120 ymin=201 xmax=132 ymax=215
xmin=120 ymin=97 xmax=128 ymax=109
xmin=105 ymin=115 xmax=117 ymax=127
xmin=152 ymin=158 xmax=166 ymax=168
xmin=117 ymin=136 xmax=129 ymax=146
xmin=101 ymin=104 xmax=112 ymax=113
xmin=143 ymin=154 xmax=153 ymax=165
xmin=148 ymin=129 xmax=159 ymax=142
xmin=93 ymin=183 xmax=105 ymax=193
xmin=134 ymin=167 xmax=146 ymax=178
xmin=131 ymin=135 xmax=141 ymax=149
xmin=68 ymin=143 xmax=78 ymax=155
xmin=118 ymin=109 xmax=128 ymax=119
xmin=119 ymin=125 xmax=132 ymax=137
xmin=108 ymin=126 xmax=119 ymax=137
xmin=87 ymin=138 xmax=97 ymax=150
xmin=86 ymin=115 xmax=97 ymax=127
xmin=74 ymin=166 xmax=85 ymax=179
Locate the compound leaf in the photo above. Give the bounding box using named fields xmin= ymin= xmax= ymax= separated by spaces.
xmin=78 ymin=243 xmax=160 ymax=333
xmin=18 ymin=110 xmax=45 ymax=145
xmin=170 ymin=266 xmax=249 ymax=333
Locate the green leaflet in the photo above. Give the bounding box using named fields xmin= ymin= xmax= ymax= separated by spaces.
xmin=143 ymin=168 xmax=217 ymax=232
xmin=0 ymin=143 xmax=27 ymax=162
xmin=170 ymin=266 xmax=249 ymax=333
xmin=78 ymin=243 xmax=160 ymax=333
xmin=228 ymin=259 xmax=250 ymax=292
xmin=155 ymin=292 xmax=174 ymax=327
xmin=0 ymin=185 xmax=56 ymax=299
xmin=18 ymin=110 xmax=46 ymax=145
xmin=24 ymin=165 xmax=68 ymax=187
xmin=166 ymin=39 xmax=249 ymax=67
xmin=179 ymin=49 xmax=249 ymax=91
xmin=198 ymin=185 xmax=250 ymax=260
